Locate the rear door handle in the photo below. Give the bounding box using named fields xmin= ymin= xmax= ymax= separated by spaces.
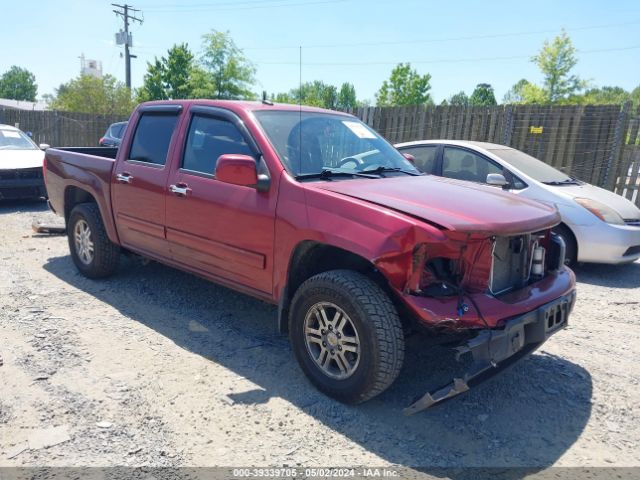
xmin=116 ymin=173 xmax=133 ymax=184
xmin=169 ymin=184 xmax=191 ymax=196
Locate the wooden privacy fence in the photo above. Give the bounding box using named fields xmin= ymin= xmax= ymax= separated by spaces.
xmin=2 ymin=104 xmax=639 ymax=207
xmin=0 ymin=109 xmax=128 ymax=148
xmin=348 ymin=103 xmax=640 ymax=207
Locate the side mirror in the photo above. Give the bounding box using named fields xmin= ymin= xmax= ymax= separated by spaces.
xmin=215 ymin=154 xmax=259 ymax=188
xmin=39 ymin=143 xmax=50 ymax=150
xmin=486 ymin=173 xmax=509 ymax=188
xmin=402 ymin=153 xmax=416 ymax=163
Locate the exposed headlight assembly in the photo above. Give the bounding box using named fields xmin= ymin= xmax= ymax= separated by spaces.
xmin=574 ymin=197 xmax=625 ymax=225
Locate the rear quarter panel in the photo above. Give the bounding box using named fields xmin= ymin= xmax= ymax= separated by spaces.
xmin=45 ymin=149 xmax=119 ymax=244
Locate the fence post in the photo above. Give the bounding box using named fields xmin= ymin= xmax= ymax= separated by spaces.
xmin=502 ymin=105 xmax=514 ymax=146
xmin=604 ymin=101 xmax=631 ymax=191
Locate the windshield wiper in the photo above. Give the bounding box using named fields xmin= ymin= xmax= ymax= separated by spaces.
xmin=359 ymin=166 xmax=423 ymax=176
xmin=295 ymin=169 xmax=380 ymax=181
xmin=542 ymin=178 xmax=581 ymax=186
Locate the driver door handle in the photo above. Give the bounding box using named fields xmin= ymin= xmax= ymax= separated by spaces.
xmin=169 ymin=183 xmax=192 ymax=196
xmin=116 ymin=172 xmax=133 ymax=184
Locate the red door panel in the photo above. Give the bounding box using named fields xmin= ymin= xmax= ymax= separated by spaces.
xmin=111 ymin=109 xmax=181 ymax=259
xmin=164 ymin=107 xmax=276 ymax=295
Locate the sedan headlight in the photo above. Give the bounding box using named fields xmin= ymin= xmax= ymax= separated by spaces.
xmin=574 ymin=197 xmax=625 ymax=225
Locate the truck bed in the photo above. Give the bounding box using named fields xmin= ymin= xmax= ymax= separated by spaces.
xmin=53 ymin=147 xmax=119 ymax=159
xmin=44 ymin=147 xmax=119 ymax=241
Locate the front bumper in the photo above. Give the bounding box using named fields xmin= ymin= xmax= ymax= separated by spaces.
xmin=573 ymin=221 xmax=640 ymax=264
xmin=0 ymin=168 xmax=46 ymax=200
xmin=404 ymin=289 xmax=577 ymax=415
xmin=401 ymin=267 xmax=576 ymax=330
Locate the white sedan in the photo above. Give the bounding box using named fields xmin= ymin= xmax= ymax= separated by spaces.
xmin=0 ymin=124 xmax=48 ymax=200
xmin=396 ymin=140 xmax=640 ymax=265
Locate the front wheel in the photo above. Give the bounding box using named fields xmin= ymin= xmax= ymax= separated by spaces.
xmin=289 ymin=270 xmax=405 ymax=404
xmin=68 ymin=203 xmax=120 ymax=278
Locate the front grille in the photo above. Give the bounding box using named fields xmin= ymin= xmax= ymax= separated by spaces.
xmin=624 ymin=219 xmax=640 ymax=227
xmin=0 ymin=167 xmax=43 ymax=181
xmin=489 ymin=235 xmax=531 ymax=295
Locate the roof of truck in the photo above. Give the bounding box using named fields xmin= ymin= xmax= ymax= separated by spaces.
xmin=139 ymin=99 xmax=353 ymax=116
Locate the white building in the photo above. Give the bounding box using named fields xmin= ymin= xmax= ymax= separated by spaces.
xmin=80 ymin=54 xmax=103 ymax=78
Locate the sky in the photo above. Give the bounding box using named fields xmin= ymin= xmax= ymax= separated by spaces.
xmin=1 ymin=0 xmax=639 ymax=103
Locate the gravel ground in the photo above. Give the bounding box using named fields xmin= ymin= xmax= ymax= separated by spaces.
xmin=0 ymin=200 xmax=639 ymax=471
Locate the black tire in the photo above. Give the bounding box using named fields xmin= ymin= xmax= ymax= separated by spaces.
xmin=67 ymin=203 xmax=120 ymax=278
xmin=553 ymin=224 xmax=577 ymax=267
xmin=289 ymin=270 xmax=404 ymax=404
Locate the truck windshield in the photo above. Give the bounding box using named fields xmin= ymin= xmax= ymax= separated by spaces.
xmin=0 ymin=129 xmax=38 ymax=150
xmin=253 ymin=111 xmax=419 ymax=178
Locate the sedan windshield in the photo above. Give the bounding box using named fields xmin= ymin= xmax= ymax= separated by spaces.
xmin=489 ymin=148 xmax=576 ymax=184
xmin=0 ymin=129 xmax=38 ymax=150
xmin=254 ymin=111 xmax=419 ymax=178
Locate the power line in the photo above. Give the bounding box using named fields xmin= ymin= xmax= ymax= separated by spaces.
xmin=243 ymin=19 xmax=640 ymax=50
xmin=140 ymin=0 xmax=345 ymax=13
xmin=252 ymin=44 xmax=640 ymax=67
xmin=112 ymin=3 xmax=144 ymax=89
xmin=105 ymin=18 xmax=640 ymax=56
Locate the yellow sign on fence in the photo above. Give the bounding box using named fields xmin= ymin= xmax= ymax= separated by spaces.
xmin=530 ymin=126 xmax=544 ymax=134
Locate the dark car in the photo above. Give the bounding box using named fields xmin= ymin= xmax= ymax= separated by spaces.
xmin=99 ymin=121 xmax=128 ymax=147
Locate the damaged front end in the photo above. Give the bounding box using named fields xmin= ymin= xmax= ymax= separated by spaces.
xmin=375 ymin=226 xmax=576 ymax=414
xmin=403 ymin=289 xmax=576 ymax=414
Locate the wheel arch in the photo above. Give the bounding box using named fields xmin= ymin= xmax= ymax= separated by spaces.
xmin=277 ymin=240 xmax=396 ymax=334
xmin=64 ymin=186 xmax=97 ymax=222
xmin=554 ymin=222 xmax=578 ymax=263
xmin=63 ymin=185 xmax=119 ymax=244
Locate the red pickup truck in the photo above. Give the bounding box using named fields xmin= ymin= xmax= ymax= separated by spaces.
xmin=44 ymin=100 xmax=576 ymax=413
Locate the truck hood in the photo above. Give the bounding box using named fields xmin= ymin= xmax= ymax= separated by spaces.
xmin=0 ymin=149 xmax=44 ymax=170
xmin=314 ymin=175 xmax=560 ymax=235
xmin=553 ymin=182 xmax=640 ymax=220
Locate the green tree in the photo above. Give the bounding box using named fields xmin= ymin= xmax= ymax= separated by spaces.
xmin=137 ymin=59 xmax=168 ymax=102
xmin=337 ymin=82 xmax=357 ymax=110
xmin=294 ymin=81 xmax=337 ymax=108
xmin=502 ymin=79 xmax=530 ymax=104
xmin=200 ymin=30 xmax=256 ymax=99
xmin=272 ymin=91 xmax=295 ymax=104
xmin=273 ymin=80 xmax=350 ymax=109
xmin=0 ymin=66 xmax=38 ymax=101
xmin=576 ymin=86 xmax=630 ymax=105
xmin=448 ymin=91 xmax=469 ymax=106
xmin=531 ymin=30 xmax=585 ymax=103
xmin=469 ymin=83 xmax=497 ymax=106
xmin=137 ymin=43 xmax=206 ymax=102
xmin=164 ymin=44 xmax=196 ymax=99
xmin=502 ymin=79 xmax=549 ymax=104
xmin=375 ymin=63 xmax=432 ymax=106
xmin=48 ymin=74 xmax=134 ymax=115
xmin=631 ymin=85 xmax=640 ymax=109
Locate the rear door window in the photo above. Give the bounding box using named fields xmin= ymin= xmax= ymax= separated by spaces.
xmin=400 ymin=145 xmax=438 ymax=173
xmin=128 ymin=114 xmax=179 ymax=166
xmin=182 ymin=115 xmax=253 ymax=175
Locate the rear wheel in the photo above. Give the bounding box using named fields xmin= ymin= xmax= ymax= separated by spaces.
xmin=289 ymin=270 xmax=404 ymax=404
xmin=552 ymin=224 xmax=577 ymax=267
xmin=68 ymin=203 xmax=120 ymax=278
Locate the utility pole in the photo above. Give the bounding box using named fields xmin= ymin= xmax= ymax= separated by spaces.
xmin=112 ymin=3 xmax=143 ymax=89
